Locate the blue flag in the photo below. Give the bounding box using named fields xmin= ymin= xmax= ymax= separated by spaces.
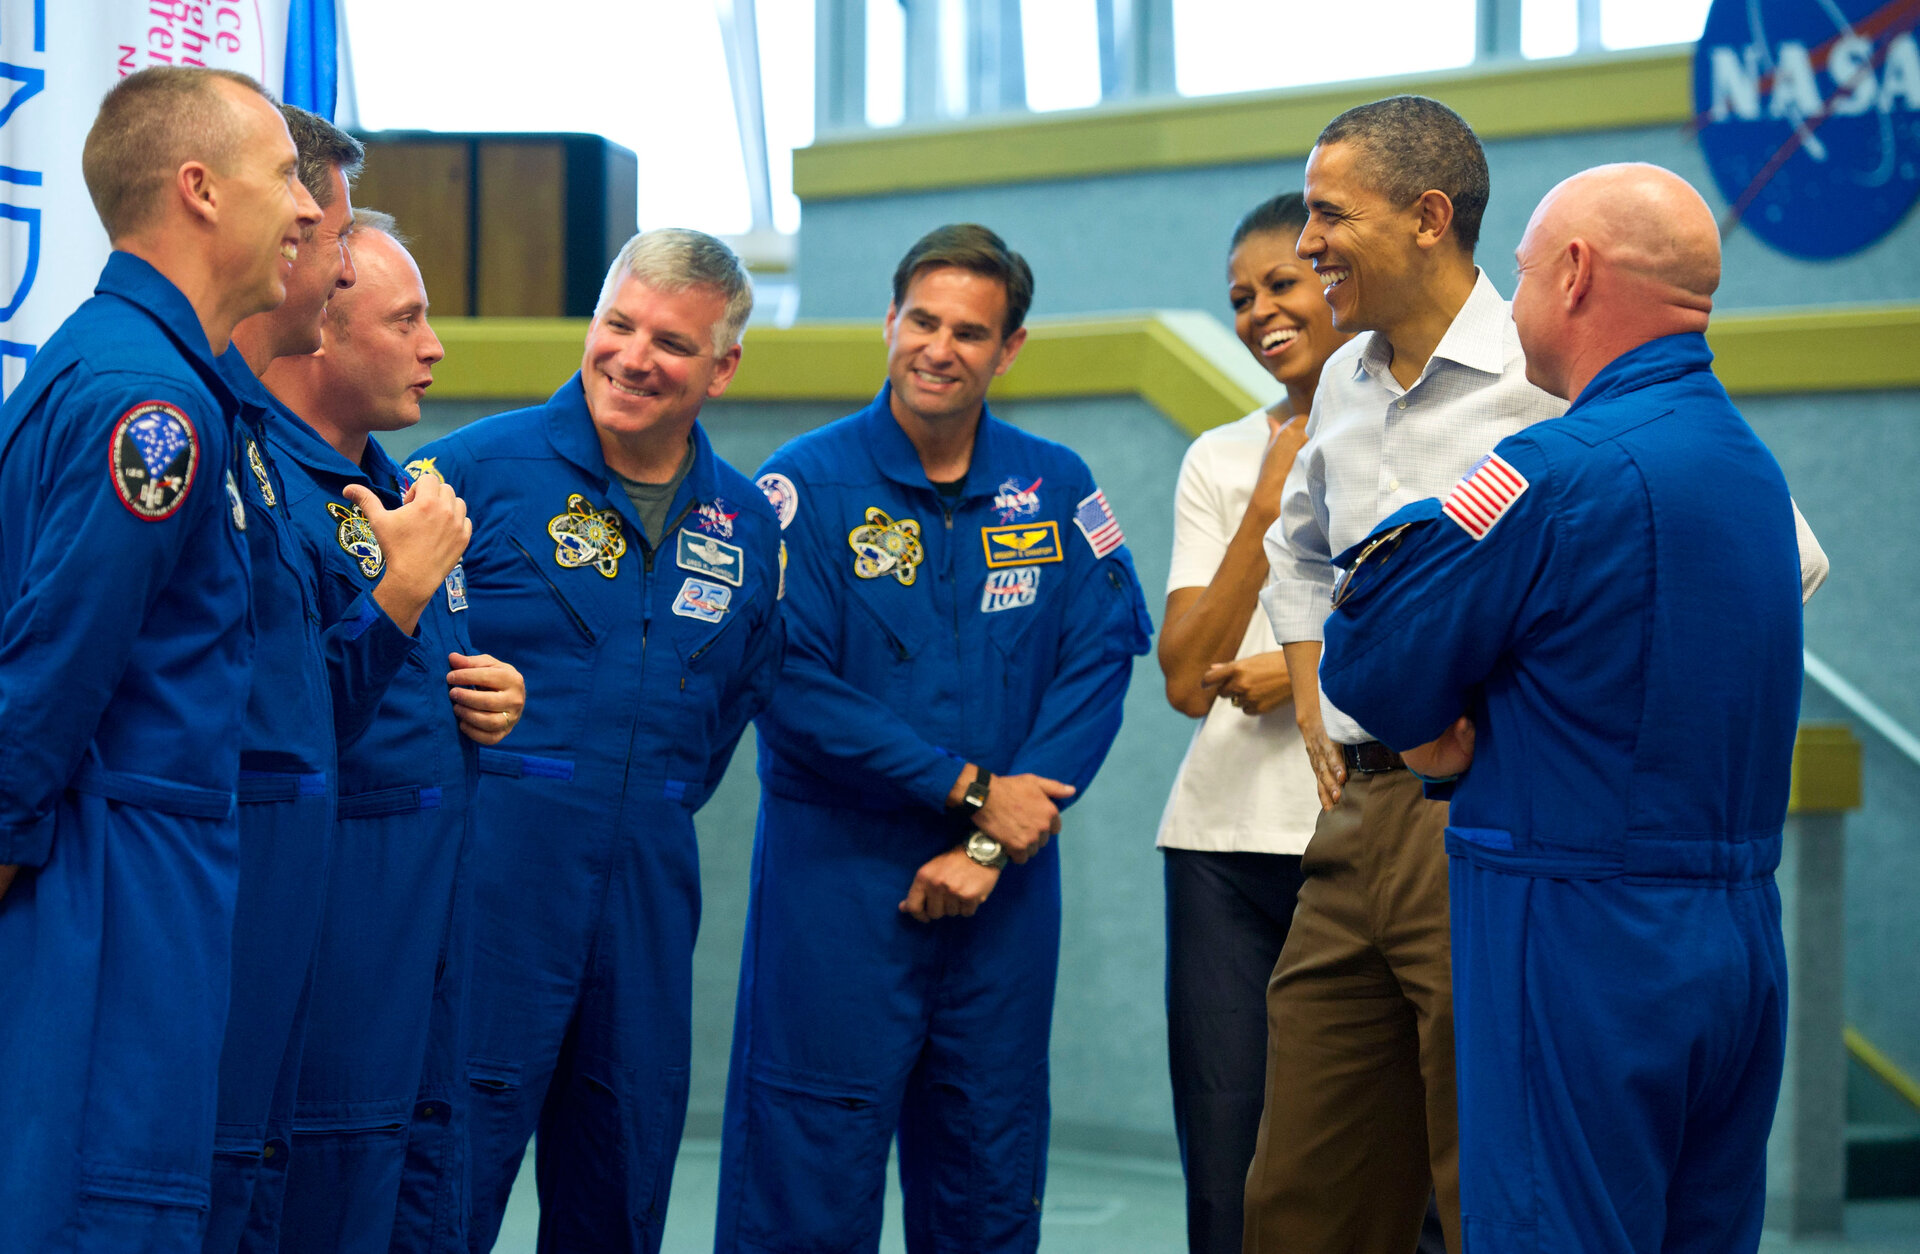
xmin=282 ymin=0 xmax=338 ymax=118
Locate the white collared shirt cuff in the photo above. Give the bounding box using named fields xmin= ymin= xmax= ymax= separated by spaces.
xmin=1260 ymin=576 xmax=1331 ymax=646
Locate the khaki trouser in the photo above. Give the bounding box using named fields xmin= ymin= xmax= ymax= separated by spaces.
xmin=1242 ymin=768 xmax=1460 ymax=1254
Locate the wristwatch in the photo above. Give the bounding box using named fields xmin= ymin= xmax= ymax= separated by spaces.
xmin=964 ymin=829 xmax=1009 ymax=869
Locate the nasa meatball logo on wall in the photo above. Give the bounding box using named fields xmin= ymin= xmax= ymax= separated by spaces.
xmin=1693 ymin=0 xmax=1920 ymax=258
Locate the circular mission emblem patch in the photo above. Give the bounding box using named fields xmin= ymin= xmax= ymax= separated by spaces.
xmin=110 ymin=400 xmax=199 ymax=521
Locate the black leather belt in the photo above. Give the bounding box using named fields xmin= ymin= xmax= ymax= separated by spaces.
xmin=1341 ymin=741 xmax=1405 ymax=775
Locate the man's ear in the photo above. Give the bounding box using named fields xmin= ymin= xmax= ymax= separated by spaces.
xmin=707 ymin=342 xmax=744 ymax=397
xmin=882 ymin=301 xmax=899 ymax=345
xmin=991 ymin=325 xmax=1028 ymax=377
xmin=1411 ymin=189 xmax=1457 ymax=253
xmin=1564 ymin=238 xmax=1594 ymax=311
xmin=176 ymin=160 xmax=219 ymax=227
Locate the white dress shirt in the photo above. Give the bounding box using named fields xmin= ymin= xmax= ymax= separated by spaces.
xmin=1261 ymin=270 xmax=1565 ymax=746
xmin=1260 ymin=270 xmax=1833 ymax=746
xmin=1156 ymin=409 xmax=1321 ymax=855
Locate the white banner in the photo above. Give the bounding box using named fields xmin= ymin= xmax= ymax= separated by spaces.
xmin=0 ymin=2 xmax=292 ymax=396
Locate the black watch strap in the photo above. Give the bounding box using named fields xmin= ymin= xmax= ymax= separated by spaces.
xmin=963 ymin=768 xmax=992 ymax=812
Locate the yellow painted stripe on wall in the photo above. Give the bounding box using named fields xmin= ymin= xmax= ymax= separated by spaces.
xmin=432 ymin=304 xmax=1920 ymax=434
xmin=792 ymin=48 xmax=1694 ymax=202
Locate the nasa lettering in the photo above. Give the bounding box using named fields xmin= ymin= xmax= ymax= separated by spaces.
xmin=1694 ymin=0 xmax=1920 ymax=258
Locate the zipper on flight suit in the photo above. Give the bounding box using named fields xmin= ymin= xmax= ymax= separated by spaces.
xmin=942 ymin=499 xmax=961 ymax=648
xmin=506 ymin=535 xmax=597 ymax=645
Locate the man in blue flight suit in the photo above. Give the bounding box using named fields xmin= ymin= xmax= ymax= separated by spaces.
xmin=209 ymin=110 xmax=440 ymax=1254
xmin=411 ymin=228 xmax=785 ymax=1254
xmin=715 ymin=224 xmax=1153 ymax=1254
xmin=1319 ymin=165 xmax=1802 ymax=1254
xmin=0 ymin=68 xmax=319 ymax=1252
xmin=259 ymin=212 xmax=525 ymax=1254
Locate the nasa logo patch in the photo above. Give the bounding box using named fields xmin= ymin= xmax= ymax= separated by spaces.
xmin=1693 ymin=0 xmax=1920 ymax=259
xmin=993 ymin=475 xmax=1043 ymax=523
xmin=696 ymin=498 xmax=738 ymax=538
xmin=981 ymin=565 xmax=1041 ymax=613
xmin=110 ymin=401 xmax=198 ymax=521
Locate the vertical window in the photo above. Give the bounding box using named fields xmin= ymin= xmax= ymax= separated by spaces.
xmin=1021 ymin=0 xmax=1102 ymax=112
xmin=1171 ymin=0 xmax=1477 ymax=97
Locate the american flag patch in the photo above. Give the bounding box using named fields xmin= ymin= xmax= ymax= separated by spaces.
xmin=1441 ymin=453 xmax=1529 ymax=540
xmin=1073 ymin=489 xmax=1124 ymax=558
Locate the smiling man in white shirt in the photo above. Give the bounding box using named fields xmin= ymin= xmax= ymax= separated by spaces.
xmin=1244 ymin=95 xmax=1564 ymax=1254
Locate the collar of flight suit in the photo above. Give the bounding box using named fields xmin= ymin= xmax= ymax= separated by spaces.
xmin=854 ymin=383 xmax=1018 ymax=500
xmin=539 ymin=370 xmax=727 ymax=549
xmin=213 ymin=347 xmax=285 ymax=445
xmin=1565 ymin=332 xmax=1714 ymax=416
xmin=264 ymin=395 xmax=409 ymax=504
xmin=94 ymin=249 xmax=243 ymax=409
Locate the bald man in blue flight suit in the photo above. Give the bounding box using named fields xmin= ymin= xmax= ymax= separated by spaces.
xmin=260 ymin=216 xmax=518 ymax=1254
xmin=0 ymin=68 xmax=321 ymax=1252
xmin=412 ymin=228 xmax=784 ymax=1253
xmin=1320 ymin=165 xmax=1803 ymax=1254
xmin=715 ymin=224 xmax=1153 ymax=1254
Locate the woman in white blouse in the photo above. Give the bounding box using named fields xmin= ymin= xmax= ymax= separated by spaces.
xmin=1154 ymin=193 xmax=1352 ymax=1254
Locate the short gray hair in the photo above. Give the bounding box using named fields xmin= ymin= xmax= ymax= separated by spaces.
xmin=595 ymin=228 xmax=754 ymax=351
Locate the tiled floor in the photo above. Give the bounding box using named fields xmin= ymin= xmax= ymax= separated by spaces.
xmin=493 ymin=1139 xmax=1920 ymax=1253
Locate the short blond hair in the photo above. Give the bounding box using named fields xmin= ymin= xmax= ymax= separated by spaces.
xmin=82 ymin=66 xmax=275 ymax=240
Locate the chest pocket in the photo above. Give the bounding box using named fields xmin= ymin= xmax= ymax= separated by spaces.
xmin=981 ymin=563 xmax=1050 ymax=658
xmin=505 ymin=532 xmax=606 ymax=647
xmin=844 ymin=576 xmax=930 ymax=713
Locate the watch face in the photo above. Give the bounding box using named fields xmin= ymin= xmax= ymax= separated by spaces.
xmin=966 ymin=831 xmax=1003 ymax=864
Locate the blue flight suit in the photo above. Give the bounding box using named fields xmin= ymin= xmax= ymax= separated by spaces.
xmin=1319 ymin=333 xmax=1801 ymax=1254
xmin=716 ymin=387 xmax=1153 ymax=1254
xmin=266 ymin=414 xmax=479 ymax=1254
xmin=411 ymin=374 xmax=785 ymax=1254
xmin=0 ymin=252 xmax=253 ymax=1252
xmin=203 ymin=360 xmax=418 ymax=1254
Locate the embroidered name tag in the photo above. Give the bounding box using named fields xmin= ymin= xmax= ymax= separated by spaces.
xmin=445 ymin=563 xmax=469 ymax=612
xmin=677 ymin=529 xmax=744 ymax=587
xmin=981 ymin=521 xmax=1062 ymax=568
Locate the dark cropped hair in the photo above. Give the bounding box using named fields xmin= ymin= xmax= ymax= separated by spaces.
xmin=280 ymin=103 xmax=364 ymax=209
xmin=1229 ymin=192 xmax=1310 ymax=255
xmin=1317 ymin=95 xmax=1490 ymax=255
xmin=891 ymin=224 xmax=1034 ymax=336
